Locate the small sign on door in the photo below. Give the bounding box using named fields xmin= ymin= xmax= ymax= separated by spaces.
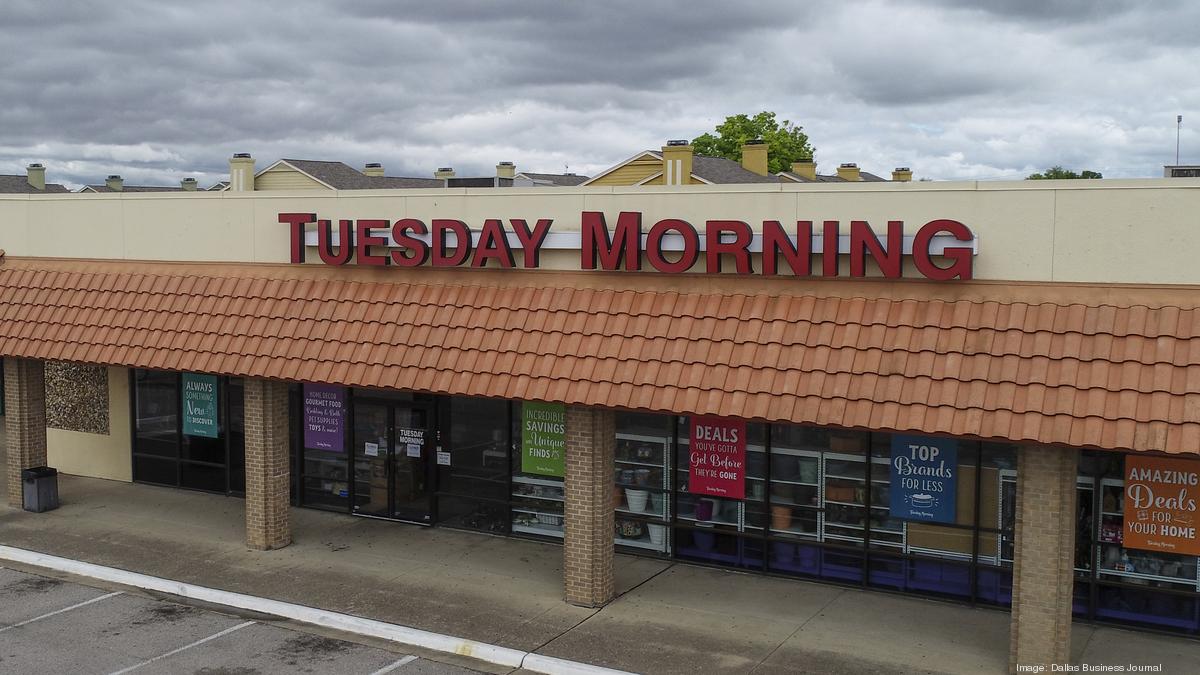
xmin=364 ymin=442 xmax=379 ymax=457
xmin=436 ymin=451 xmax=451 ymax=466
xmin=406 ymin=443 xmax=422 ymax=458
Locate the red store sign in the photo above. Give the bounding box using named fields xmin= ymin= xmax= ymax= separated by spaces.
xmin=281 ymin=211 xmax=976 ymax=280
xmin=688 ymin=416 xmax=747 ymax=500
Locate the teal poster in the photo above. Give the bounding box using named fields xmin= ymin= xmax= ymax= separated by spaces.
xmin=182 ymin=373 xmax=219 ymax=438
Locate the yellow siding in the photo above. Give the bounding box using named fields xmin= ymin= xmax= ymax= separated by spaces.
xmin=255 ymin=166 xmax=329 ymax=191
xmin=642 ymin=174 xmax=665 ymax=185
xmin=589 ymin=157 xmax=662 ymax=186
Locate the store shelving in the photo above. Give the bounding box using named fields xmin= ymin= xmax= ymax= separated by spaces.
xmin=820 ymin=452 xmax=905 ymax=550
xmin=767 ymin=445 xmax=822 ymax=539
xmin=511 ymin=474 xmax=565 ymax=538
xmin=614 ymin=433 xmax=672 ymax=553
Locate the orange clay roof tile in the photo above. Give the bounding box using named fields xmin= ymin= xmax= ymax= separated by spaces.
xmin=2 ymin=258 xmax=1200 ymax=455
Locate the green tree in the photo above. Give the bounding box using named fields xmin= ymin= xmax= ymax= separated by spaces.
xmin=692 ymin=111 xmax=815 ymax=174
xmin=1026 ymin=166 xmax=1103 ymax=180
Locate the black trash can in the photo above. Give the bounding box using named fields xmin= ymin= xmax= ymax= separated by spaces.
xmin=22 ymin=467 xmax=59 ymax=513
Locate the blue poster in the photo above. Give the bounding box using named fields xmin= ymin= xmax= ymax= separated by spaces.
xmin=889 ymin=435 xmax=957 ymax=523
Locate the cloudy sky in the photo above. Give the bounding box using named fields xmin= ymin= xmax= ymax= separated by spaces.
xmin=2 ymin=0 xmax=1197 ymax=189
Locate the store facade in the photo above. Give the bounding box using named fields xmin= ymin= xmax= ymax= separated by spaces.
xmin=2 ymin=173 xmax=1199 ymax=671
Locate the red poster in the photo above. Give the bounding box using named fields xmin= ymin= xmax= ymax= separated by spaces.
xmin=1124 ymin=456 xmax=1200 ymax=556
xmin=688 ymin=416 xmax=746 ymax=499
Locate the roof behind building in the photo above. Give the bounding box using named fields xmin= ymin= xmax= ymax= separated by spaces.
xmin=0 ymin=175 xmax=70 ymax=194
xmin=690 ymin=156 xmax=781 ymax=184
xmin=1 ymin=257 xmax=1197 ymax=456
xmin=80 ymin=185 xmax=184 ymax=193
xmin=281 ymin=159 xmax=443 ymax=189
xmin=517 ymin=172 xmax=590 ymax=186
xmin=779 ymin=171 xmax=890 ymax=183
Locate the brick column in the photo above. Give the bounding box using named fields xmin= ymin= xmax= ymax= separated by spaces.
xmin=243 ymin=378 xmax=291 ymax=550
xmin=4 ymin=358 xmax=47 ymax=508
xmin=563 ymin=406 xmax=616 ymax=607
xmin=1009 ymin=445 xmax=1078 ymax=673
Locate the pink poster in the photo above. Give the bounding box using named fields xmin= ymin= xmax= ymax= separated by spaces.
xmin=688 ymin=416 xmax=746 ymax=499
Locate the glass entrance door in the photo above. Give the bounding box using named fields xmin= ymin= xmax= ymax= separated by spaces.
xmin=352 ymin=400 xmax=434 ymax=523
xmin=392 ymin=406 xmax=433 ymax=523
xmin=353 ymin=402 xmax=392 ymax=518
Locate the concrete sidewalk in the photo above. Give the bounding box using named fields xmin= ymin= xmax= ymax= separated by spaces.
xmin=2 ymin=455 xmax=1198 ymax=673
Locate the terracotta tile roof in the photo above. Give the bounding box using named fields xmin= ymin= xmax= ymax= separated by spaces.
xmin=1 ymin=257 xmax=1198 ymax=455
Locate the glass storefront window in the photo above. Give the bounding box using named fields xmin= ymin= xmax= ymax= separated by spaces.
xmin=673 ymin=416 xmax=764 ymax=570
xmin=134 ymin=370 xmax=179 ymax=460
xmin=132 ymin=370 xmax=243 ymax=495
xmin=614 ymin=412 xmax=673 ymax=554
xmin=511 ymin=402 xmax=566 ymax=540
xmin=439 ymin=397 xmax=509 ymax=533
xmin=1081 ymin=450 xmax=1200 ymax=633
xmin=298 ymin=384 xmax=349 ymax=512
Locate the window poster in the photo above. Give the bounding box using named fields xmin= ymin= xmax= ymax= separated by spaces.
xmin=396 ymin=427 xmax=425 ymax=459
xmin=521 ymin=402 xmax=566 ymax=477
xmin=302 ymin=384 xmax=346 ymax=451
xmin=181 ymin=373 xmax=219 ymax=438
xmin=890 ymin=435 xmax=957 ymax=523
xmin=1124 ymin=455 xmax=1200 ymax=556
xmin=688 ymin=416 xmax=746 ymax=499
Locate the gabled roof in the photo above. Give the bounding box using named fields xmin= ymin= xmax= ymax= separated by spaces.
xmin=0 ymin=176 xmax=69 ymax=194
xmin=691 ymin=156 xmax=780 ymax=184
xmin=3 ymin=257 xmax=1198 ymax=455
xmin=515 ymin=172 xmax=590 ymax=186
xmin=580 ymin=151 xmax=662 ymax=185
xmin=582 ymin=150 xmax=781 ymax=186
xmin=207 ymin=181 xmax=229 ymax=191
xmin=268 ymin=159 xmax=443 ymax=190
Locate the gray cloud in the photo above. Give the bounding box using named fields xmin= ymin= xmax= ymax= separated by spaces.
xmin=0 ymin=0 xmax=1196 ymax=189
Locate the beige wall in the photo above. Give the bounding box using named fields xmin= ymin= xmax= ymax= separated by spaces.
xmin=47 ymin=366 xmax=131 ymax=482
xmin=3 ymin=178 xmax=1200 ymax=285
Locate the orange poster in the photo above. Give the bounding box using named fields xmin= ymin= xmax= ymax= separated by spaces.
xmin=1123 ymin=456 xmax=1200 ymax=556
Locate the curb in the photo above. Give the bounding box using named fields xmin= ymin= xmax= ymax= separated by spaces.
xmin=0 ymin=545 xmax=633 ymax=675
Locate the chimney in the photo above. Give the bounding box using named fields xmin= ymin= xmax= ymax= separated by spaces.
xmin=891 ymin=167 xmax=913 ymax=182
xmin=105 ymin=175 xmax=124 ymax=191
xmin=790 ymin=157 xmax=817 ymax=180
xmin=229 ymin=153 xmax=255 ymax=191
xmin=740 ymin=139 xmax=769 ymax=176
xmin=434 ymin=167 xmax=455 ymax=179
xmin=363 ymin=162 xmax=385 ymax=177
xmin=661 ymin=140 xmax=693 ymax=186
xmin=496 ymin=161 xmax=516 ymax=179
xmin=26 ymin=163 xmax=46 ymax=190
xmin=836 ymin=163 xmax=861 ymax=182
xmin=181 ymin=177 xmax=198 ymax=191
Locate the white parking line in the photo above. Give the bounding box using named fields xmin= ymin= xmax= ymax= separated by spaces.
xmin=370 ymin=655 xmax=418 ymax=674
xmin=107 ymin=620 xmax=255 ymax=675
xmin=0 ymin=590 xmax=122 ymax=633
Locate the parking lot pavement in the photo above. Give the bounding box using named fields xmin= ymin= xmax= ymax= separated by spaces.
xmin=0 ymin=567 xmax=482 ymax=674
